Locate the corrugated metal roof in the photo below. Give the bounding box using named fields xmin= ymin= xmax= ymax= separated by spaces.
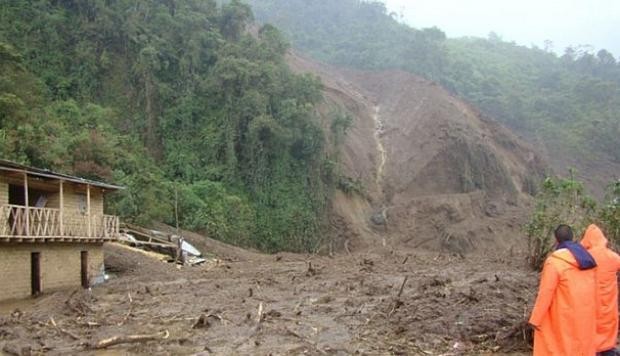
xmin=0 ymin=159 xmax=124 ymax=190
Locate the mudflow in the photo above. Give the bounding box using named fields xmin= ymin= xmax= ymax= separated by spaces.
xmin=0 ymin=54 xmax=547 ymax=356
xmin=287 ymin=53 xmax=547 ymax=255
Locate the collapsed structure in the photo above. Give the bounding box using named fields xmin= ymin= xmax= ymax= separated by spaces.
xmin=0 ymin=160 xmax=121 ymax=301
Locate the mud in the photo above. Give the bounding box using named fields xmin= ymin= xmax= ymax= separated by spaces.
xmin=0 ymin=54 xmax=547 ymax=355
xmin=287 ymin=52 xmax=547 ymax=255
xmin=0 ymin=242 xmax=536 ymax=355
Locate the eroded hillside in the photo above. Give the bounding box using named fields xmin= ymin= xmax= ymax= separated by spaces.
xmin=288 ymin=53 xmax=547 ymax=254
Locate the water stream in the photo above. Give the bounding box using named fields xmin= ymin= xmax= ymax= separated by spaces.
xmin=373 ymin=105 xmax=386 ymax=191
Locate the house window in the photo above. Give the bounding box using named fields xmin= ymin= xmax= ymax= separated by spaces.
xmin=8 ymin=184 xmax=25 ymax=206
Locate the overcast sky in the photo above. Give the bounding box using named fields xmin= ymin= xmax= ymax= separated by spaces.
xmin=382 ymin=0 xmax=620 ymax=57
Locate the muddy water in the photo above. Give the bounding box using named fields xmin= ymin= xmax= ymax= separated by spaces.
xmin=372 ymin=105 xmax=386 ymax=192
xmin=0 ymin=297 xmax=37 ymax=315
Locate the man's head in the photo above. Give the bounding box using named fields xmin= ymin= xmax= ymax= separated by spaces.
xmin=554 ymin=224 xmax=574 ymax=243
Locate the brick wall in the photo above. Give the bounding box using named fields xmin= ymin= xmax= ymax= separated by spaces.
xmin=47 ymin=184 xmax=105 ymax=216
xmin=0 ymin=181 xmax=7 ymax=234
xmin=0 ymin=243 xmax=104 ymax=302
xmin=0 ymin=181 xmax=8 ymax=205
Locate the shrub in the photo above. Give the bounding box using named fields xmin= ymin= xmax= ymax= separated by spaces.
xmin=600 ymin=180 xmax=620 ymax=244
xmin=525 ymin=172 xmax=597 ymax=270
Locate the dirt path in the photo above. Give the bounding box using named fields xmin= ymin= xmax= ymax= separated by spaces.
xmin=0 ymin=244 xmax=535 ymax=355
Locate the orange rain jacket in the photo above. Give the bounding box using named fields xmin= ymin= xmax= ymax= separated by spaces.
xmin=581 ymin=224 xmax=620 ymax=352
xmin=529 ymin=248 xmax=597 ymax=355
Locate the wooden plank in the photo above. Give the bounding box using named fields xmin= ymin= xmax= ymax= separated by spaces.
xmin=0 ymin=175 xmax=59 ymax=192
xmin=129 ymin=240 xmax=176 ymax=248
xmin=122 ymin=227 xmax=171 ymax=245
xmin=87 ymin=184 xmax=91 ymax=238
xmin=24 ymin=173 xmax=29 ymax=236
xmin=59 ymin=180 xmax=64 ymax=237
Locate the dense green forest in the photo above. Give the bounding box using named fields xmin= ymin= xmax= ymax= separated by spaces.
xmin=0 ymin=0 xmax=342 ymax=252
xmin=246 ymin=0 xmax=620 ymax=164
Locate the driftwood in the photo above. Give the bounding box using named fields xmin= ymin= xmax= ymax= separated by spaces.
xmin=117 ymin=292 xmax=133 ymax=326
xmin=256 ymin=302 xmax=264 ymax=323
xmin=192 ymin=314 xmax=223 ymax=329
xmin=91 ymin=330 xmax=170 ymax=349
xmin=388 ymin=276 xmax=408 ymax=318
xmin=495 ymin=320 xmax=531 ymax=342
xmin=396 ymin=276 xmax=408 ymax=298
xmin=306 ymin=262 xmax=317 ymax=277
xmin=50 ymin=317 xmax=80 ymax=340
xmin=233 ymin=303 xmax=264 ymax=349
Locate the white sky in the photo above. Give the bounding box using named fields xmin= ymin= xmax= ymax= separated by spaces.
xmin=382 ymin=0 xmax=620 ymax=57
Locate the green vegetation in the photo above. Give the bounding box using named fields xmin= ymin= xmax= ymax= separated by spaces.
xmin=600 ymin=180 xmax=620 ymax=242
xmin=0 ymin=0 xmax=337 ymax=252
xmin=246 ymin=0 xmax=620 ymax=164
xmin=525 ymin=173 xmax=596 ymax=270
xmin=526 ymin=174 xmax=620 ymax=270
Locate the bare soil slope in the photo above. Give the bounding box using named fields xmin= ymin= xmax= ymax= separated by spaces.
xmin=288 ymin=53 xmax=547 ymax=254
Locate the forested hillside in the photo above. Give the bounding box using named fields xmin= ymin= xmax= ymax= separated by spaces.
xmin=0 ymin=0 xmax=337 ymax=252
xmin=247 ymin=0 xmax=620 ymax=187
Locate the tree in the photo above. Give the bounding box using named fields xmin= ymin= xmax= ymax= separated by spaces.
xmin=0 ymin=0 xmax=336 ymax=253
xmin=219 ymin=0 xmax=253 ymax=41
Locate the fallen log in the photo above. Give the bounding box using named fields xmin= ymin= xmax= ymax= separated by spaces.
xmin=91 ymin=330 xmax=170 ymax=349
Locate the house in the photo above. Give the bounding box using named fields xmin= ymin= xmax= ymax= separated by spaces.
xmin=0 ymin=159 xmax=122 ymax=302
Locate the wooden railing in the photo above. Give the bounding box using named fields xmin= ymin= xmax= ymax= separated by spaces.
xmin=0 ymin=204 xmax=119 ymax=240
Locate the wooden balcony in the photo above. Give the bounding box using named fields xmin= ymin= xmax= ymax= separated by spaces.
xmin=0 ymin=204 xmax=120 ymax=242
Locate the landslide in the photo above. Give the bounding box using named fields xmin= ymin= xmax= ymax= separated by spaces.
xmin=288 ymin=53 xmax=547 ymax=254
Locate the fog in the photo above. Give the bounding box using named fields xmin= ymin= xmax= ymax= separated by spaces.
xmin=383 ymin=0 xmax=620 ymax=57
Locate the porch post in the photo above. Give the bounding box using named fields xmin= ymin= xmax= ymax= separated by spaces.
xmin=86 ymin=184 xmax=91 ymax=238
xmin=24 ymin=172 xmax=29 ymax=236
xmin=59 ymin=180 xmax=64 ymax=236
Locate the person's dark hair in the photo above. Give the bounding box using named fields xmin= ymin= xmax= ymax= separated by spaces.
xmin=554 ymin=224 xmax=574 ymax=243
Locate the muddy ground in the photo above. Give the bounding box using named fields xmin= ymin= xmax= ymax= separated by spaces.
xmin=0 ymin=242 xmax=536 ymax=355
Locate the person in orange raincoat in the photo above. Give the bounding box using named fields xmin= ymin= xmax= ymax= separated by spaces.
xmin=529 ymin=224 xmax=598 ymax=356
xmin=581 ymin=224 xmax=620 ymax=355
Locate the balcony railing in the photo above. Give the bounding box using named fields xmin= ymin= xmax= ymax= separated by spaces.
xmin=0 ymin=204 xmax=119 ymax=241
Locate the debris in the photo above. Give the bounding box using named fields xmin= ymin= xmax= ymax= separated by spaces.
xmin=397 ymin=276 xmax=408 ymax=299
xmin=117 ymin=292 xmax=134 ymax=326
xmin=192 ymin=314 xmax=222 ymax=330
xmin=256 ymin=302 xmax=264 ymax=323
xmin=49 ymin=317 xmax=80 ymax=340
xmin=2 ymin=343 xmax=30 ymax=356
xmin=91 ymin=330 xmax=170 ymax=349
xmin=306 ymin=262 xmax=317 ymax=277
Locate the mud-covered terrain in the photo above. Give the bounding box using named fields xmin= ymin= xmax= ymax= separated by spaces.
xmin=0 ymin=54 xmax=545 ymax=355
xmin=0 ymin=242 xmax=535 ymax=355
